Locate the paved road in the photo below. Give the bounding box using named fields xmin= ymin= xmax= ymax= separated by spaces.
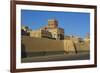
xmin=22 ymin=52 xmax=90 ymax=63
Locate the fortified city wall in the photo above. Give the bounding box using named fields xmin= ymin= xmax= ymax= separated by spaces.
xmin=22 ymin=36 xmax=89 ymax=58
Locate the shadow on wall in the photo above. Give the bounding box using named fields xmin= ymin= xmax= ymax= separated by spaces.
xmin=21 ymin=43 xmax=27 ymax=58
xmin=73 ymin=43 xmax=78 ymax=54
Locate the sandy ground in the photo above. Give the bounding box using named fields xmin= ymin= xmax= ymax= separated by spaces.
xmin=21 ymin=52 xmax=90 ymax=63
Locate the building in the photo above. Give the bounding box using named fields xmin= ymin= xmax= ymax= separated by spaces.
xmin=21 ymin=26 xmax=30 ymax=36
xmin=44 ymin=19 xmax=64 ymax=40
xmin=84 ymin=33 xmax=90 ymax=42
xmin=29 ymin=29 xmax=52 ymax=39
xmin=22 ymin=19 xmax=64 ymax=40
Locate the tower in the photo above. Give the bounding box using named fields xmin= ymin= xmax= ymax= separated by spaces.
xmin=48 ymin=19 xmax=58 ymax=28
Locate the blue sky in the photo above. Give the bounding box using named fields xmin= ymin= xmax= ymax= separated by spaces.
xmin=21 ymin=9 xmax=90 ymax=38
